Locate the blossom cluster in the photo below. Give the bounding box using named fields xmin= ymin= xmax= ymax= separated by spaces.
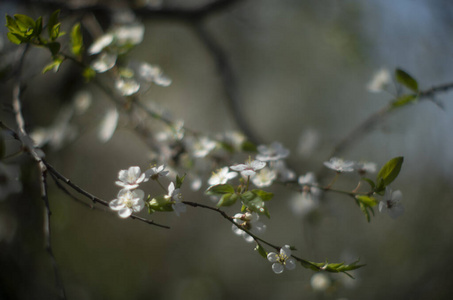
xmin=109 ymin=165 xmax=186 ymax=218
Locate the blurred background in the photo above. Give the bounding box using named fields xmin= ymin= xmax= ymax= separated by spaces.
xmin=1 ymin=0 xmax=453 ymax=299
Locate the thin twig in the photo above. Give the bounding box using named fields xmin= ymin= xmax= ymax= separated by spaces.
xmin=43 ymin=161 xmax=171 ymax=229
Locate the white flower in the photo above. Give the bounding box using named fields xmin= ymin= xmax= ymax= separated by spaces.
xmin=115 ymin=166 xmax=146 ymax=190
xmin=91 ymin=52 xmax=117 ymax=73
xmin=98 ymin=108 xmax=119 ymax=142
xmin=109 ymin=189 xmax=145 ymax=218
xmin=191 ymin=137 xmax=217 ymax=158
xmin=88 ymin=33 xmax=115 ymax=55
xmin=367 ymin=68 xmax=391 ymax=93
xmin=251 ymin=168 xmax=277 ymax=187
xmin=379 ymin=187 xmax=404 ymax=219
xmin=291 ymin=172 xmax=321 ymax=216
xmin=310 ymin=273 xmax=331 ymax=292
xmin=323 ymin=157 xmax=355 ymax=173
xmin=230 ymin=160 xmax=266 ymax=177
xmin=115 ymin=78 xmax=140 ymax=96
xmin=166 ymin=182 xmax=186 ymax=216
xmin=256 ymin=142 xmax=290 ymax=162
xmin=138 ymin=63 xmax=172 ymax=87
xmin=144 ymin=165 xmax=169 ymax=181
xmin=114 ymin=24 xmax=145 ymax=46
xmin=355 ymin=161 xmax=377 ymax=175
xmin=273 ymin=160 xmax=296 ymax=182
xmin=267 ymin=245 xmax=297 ymax=274
xmin=208 ymin=167 xmax=238 ymax=186
xmin=232 ymin=212 xmax=266 ymax=243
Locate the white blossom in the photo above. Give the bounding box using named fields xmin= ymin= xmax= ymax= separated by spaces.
xmin=291 ymin=172 xmax=321 ymax=216
xmin=115 ymin=78 xmax=140 ymax=96
xmin=251 ymin=168 xmax=276 ymax=187
xmin=367 ymin=68 xmax=391 ymax=93
xmin=98 ymin=108 xmax=119 ymax=142
xmin=191 ymin=137 xmax=217 ymax=158
xmin=114 ymin=24 xmax=145 ymax=46
xmin=232 ymin=212 xmax=266 ymax=243
xmin=115 ymin=166 xmax=146 ymax=190
xmin=138 ymin=63 xmax=172 ymax=86
xmin=267 ymin=245 xmax=297 ymax=274
xmin=91 ymin=52 xmax=117 ymax=73
xmin=144 ymin=165 xmax=169 ymax=181
xmin=273 ymin=160 xmax=296 ymax=182
xmin=208 ymin=167 xmax=238 ymax=186
xmin=310 ymin=273 xmax=331 ymax=292
xmin=88 ymin=33 xmax=114 ymax=55
xmin=323 ymin=157 xmax=355 ymax=173
xmin=166 ymin=182 xmax=186 ymax=216
xmin=355 ymin=161 xmax=377 ymax=175
xmin=109 ymin=189 xmax=145 ymax=218
xmin=256 ymin=142 xmax=290 ymax=162
xmin=230 ymin=160 xmax=266 ymax=177
xmin=379 ymin=187 xmax=404 ymax=219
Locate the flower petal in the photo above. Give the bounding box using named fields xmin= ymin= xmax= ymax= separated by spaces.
xmin=267 ymin=252 xmax=279 ymax=263
xmin=285 ymin=258 xmax=296 ymax=270
xmin=272 ymin=263 xmax=284 ymax=274
xmin=118 ymin=207 xmax=132 ymax=218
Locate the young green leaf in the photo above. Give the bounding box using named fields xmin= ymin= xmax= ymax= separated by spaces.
xmin=7 ymin=32 xmax=23 ymax=44
xmin=252 ymin=189 xmax=274 ymax=201
xmin=391 ymin=94 xmax=417 ymax=108
xmin=217 ymin=193 xmax=238 ymax=207
xmin=376 ymin=156 xmax=404 ymax=192
xmin=175 ymin=174 xmax=185 ymax=189
xmin=206 ymin=184 xmax=235 ymax=195
xmin=42 ymin=56 xmax=64 ymax=74
xmin=355 ymin=195 xmax=378 ymax=207
xmin=71 ymin=23 xmax=83 ymax=57
xmin=254 ymin=242 xmax=268 ymax=259
xmin=47 ymin=9 xmax=60 ymax=38
xmin=13 ymin=14 xmax=36 ymax=32
xmin=395 ymin=68 xmax=418 ymax=92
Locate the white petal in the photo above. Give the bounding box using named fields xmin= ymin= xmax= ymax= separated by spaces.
xmin=132 ymin=199 xmax=145 ymax=212
xmin=118 ymin=207 xmax=132 ymax=218
xmin=392 ymin=190 xmax=403 ymax=202
xmin=98 ymin=108 xmax=119 ymax=142
xmin=230 ymin=165 xmax=246 ymax=172
xmin=241 ymin=170 xmax=256 ymax=177
xmin=272 ymin=263 xmax=284 ymax=274
xmin=267 ymin=252 xmax=279 ymax=263
xmin=251 ymin=160 xmax=266 ymax=170
xmin=88 ymin=34 xmax=114 ymax=55
xmin=242 ymin=233 xmax=254 ymax=243
xmin=109 ymin=199 xmax=124 ymax=210
xmin=132 ymin=189 xmax=145 ymax=200
xmin=91 ymin=52 xmax=117 ymax=73
xmin=231 ymin=225 xmax=243 ymax=236
xmin=285 ymin=258 xmax=296 ymax=270
xmin=388 ymin=205 xmax=405 ymax=219
xmin=280 ymin=245 xmax=292 ymax=257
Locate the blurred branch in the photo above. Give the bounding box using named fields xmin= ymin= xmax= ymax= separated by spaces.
xmin=10 ymin=44 xmax=67 ymax=298
xmin=192 ymin=22 xmax=262 ymax=144
xmin=329 ymin=81 xmax=453 ymax=159
xmin=43 ymin=161 xmax=171 ymax=229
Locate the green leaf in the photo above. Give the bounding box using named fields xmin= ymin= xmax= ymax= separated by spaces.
xmin=5 ymin=15 xmax=20 ymax=33
xmin=70 ymin=23 xmax=83 ymax=57
xmin=241 ymin=141 xmax=257 ymax=152
xmin=176 ymin=174 xmax=186 ymax=189
xmin=7 ymin=32 xmax=23 ymax=44
xmin=252 ymin=189 xmax=274 ymax=201
xmin=240 ymin=191 xmax=256 ymax=202
xmin=206 ymin=184 xmax=235 ymax=195
xmin=82 ymin=67 xmax=96 ymax=81
xmin=376 ymin=156 xmax=404 ymax=192
xmin=391 ymin=94 xmax=417 ymax=108
xmin=355 ymin=195 xmax=378 ymax=207
xmin=47 ymin=42 xmax=60 ymax=56
xmin=47 ymin=9 xmax=60 ymax=38
xmin=217 ymin=193 xmax=238 ymax=207
xmin=361 ymin=177 xmax=375 ymax=190
xmin=395 ymin=68 xmax=418 ymax=92
xmin=309 ymin=259 xmax=365 ymax=277
xmin=34 ymin=16 xmax=42 ymax=35
xmin=13 ymin=14 xmax=35 ymax=31
xmin=254 ymin=242 xmax=267 ymax=259
xmin=148 ymin=195 xmax=173 ymax=212
xmin=49 ymin=23 xmax=61 ymax=41
xmin=42 ymin=56 xmax=64 ymax=74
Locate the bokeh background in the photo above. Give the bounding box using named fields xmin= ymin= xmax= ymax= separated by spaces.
xmin=1 ymin=0 xmax=453 ymax=299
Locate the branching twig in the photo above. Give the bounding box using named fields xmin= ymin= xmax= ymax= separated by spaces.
xmin=43 ymin=161 xmax=171 ymax=229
